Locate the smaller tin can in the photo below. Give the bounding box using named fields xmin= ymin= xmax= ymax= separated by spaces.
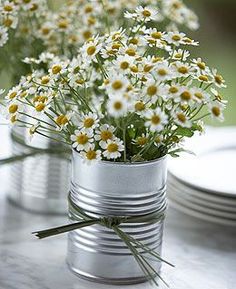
xmin=67 ymin=150 xmax=168 ymax=285
xmin=8 ymin=126 xmax=70 ymax=215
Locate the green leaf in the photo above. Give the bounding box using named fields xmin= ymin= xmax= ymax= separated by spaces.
xmin=175 ymin=127 xmax=194 ymax=137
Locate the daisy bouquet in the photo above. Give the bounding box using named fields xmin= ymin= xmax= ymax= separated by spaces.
xmin=0 ymin=0 xmax=198 ymax=83
xmin=2 ymin=6 xmax=226 ymax=164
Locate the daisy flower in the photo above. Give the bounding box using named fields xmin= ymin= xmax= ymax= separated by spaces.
xmin=71 ymin=129 xmax=94 ymax=151
xmin=155 ymin=61 xmax=173 ymax=81
xmin=81 ymin=38 xmax=102 ymax=63
xmin=211 ymin=69 xmax=226 ymax=88
xmin=171 ymin=49 xmax=190 ymax=61
xmin=95 ymin=124 xmax=115 ymax=148
xmin=144 ymin=108 xmax=168 ymax=132
xmin=144 ymin=79 xmax=160 ymax=104
xmin=135 ymin=133 xmax=149 ymax=147
xmin=102 ymin=138 xmax=124 ymax=160
xmin=135 ymin=6 xmax=159 ymax=22
xmin=107 ymin=95 xmax=129 ymax=118
xmin=106 ymin=73 xmax=129 ymax=97
xmin=208 ymin=102 xmax=225 ymax=122
xmin=172 ymin=61 xmax=193 ymax=78
xmin=173 ymin=110 xmax=192 ymax=128
xmin=78 ymin=112 xmax=99 ymax=131
xmin=164 ymin=32 xmax=186 ymax=46
xmin=81 ymin=144 xmax=102 ymax=165
xmin=113 ymin=55 xmax=134 ymax=73
xmin=6 ymin=86 xmax=22 ymax=100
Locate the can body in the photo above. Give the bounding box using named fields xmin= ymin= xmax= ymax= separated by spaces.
xmin=8 ymin=126 xmax=70 ymax=214
xmin=67 ymin=150 xmax=168 ymax=285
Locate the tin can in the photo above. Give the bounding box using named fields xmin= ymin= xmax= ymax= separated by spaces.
xmin=67 ymin=150 xmax=168 ymax=285
xmin=8 ymin=126 xmax=70 ymax=214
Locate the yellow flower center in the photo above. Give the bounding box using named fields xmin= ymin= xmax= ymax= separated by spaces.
xmin=151 ymin=115 xmax=161 ymax=125
xmin=194 ymin=92 xmax=203 ymax=99
xmin=58 ymin=20 xmax=69 ymax=29
xmin=113 ymin=101 xmax=123 ymax=110
xmin=41 ymin=76 xmax=50 ymax=84
xmin=3 ymin=18 xmax=13 ymax=27
xmin=177 ymin=113 xmax=186 ymax=123
xmin=142 ymin=9 xmax=151 ymax=17
xmin=147 ymin=85 xmax=157 ymax=96
xmin=215 ymin=75 xmax=223 ymax=85
xmin=135 ymin=101 xmax=145 ymax=112
xmin=9 ymin=104 xmax=18 ymax=114
xmin=152 ymin=57 xmax=162 ymax=63
xmin=178 ymin=66 xmax=188 ymax=74
xmin=151 ymin=32 xmax=162 ymax=39
xmin=126 ymin=48 xmax=136 ymax=56
xmin=155 ymin=136 xmax=162 ymax=144
xmin=197 ymin=62 xmax=206 ymax=70
xmin=181 ymin=91 xmax=191 ymax=101
xmin=131 ymin=65 xmax=138 ymax=73
xmin=158 ymin=68 xmax=167 ymax=76
xmin=35 ymin=103 xmax=45 ymax=112
xmin=52 ymin=65 xmax=62 ymax=74
xmin=86 ymin=150 xmax=97 ymax=160
xmin=144 ymin=64 xmax=153 ymax=73
xmin=42 ymin=27 xmax=50 ymax=35
xmin=85 ymin=5 xmax=93 ymax=13
xmin=120 ymin=61 xmax=129 ymax=70
xmin=174 ymin=53 xmax=182 ymax=59
xmin=137 ymin=137 xmax=148 ymax=146
xmin=212 ymin=106 xmax=220 ymax=117
xmin=112 ymin=80 xmax=123 ymax=90
xmin=76 ymin=79 xmax=85 ymax=85
xmin=76 ymin=134 xmax=89 ymax=145
xmin=101 ymin=130 xmax=113 ymax=141
xmin=172 ymin=34 xmax=181 ymax=41
xmin=10 ymin=115 xmax=17 ymax=123
xmin=83 ymin=30 xmax=92 ymax=40
xmin=107 ymin=143 xmax=118 ymax=153
xmin=88 ymin=17 xmax=96 ymax=25
xmin=129 ymin=38 xmax=138 ymax=45
xmin=169 ymin=86 xmax=178 ymax=94
xmin=56 ymin=115 xmax=69 ymax=126
xmin=84 ymin=118 xmax=94 ymax=128
xmin=183 ymin=37 xmax=192 ymax=44
xmin=112 ymin=43 xmax=122 ymax=50
xmin=87 ymin=45 xmax=96 ymax=56
xmin=4 ymin=5 xmax=13 ymax=12
xmin=9 ymin=92 xmax=17 ymax=99
xmin=199 ymin=75 xmax=208 ymax=82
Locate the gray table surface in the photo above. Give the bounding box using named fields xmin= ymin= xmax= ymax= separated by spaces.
xmin=0 ymin=126 xmax=236 ymax=289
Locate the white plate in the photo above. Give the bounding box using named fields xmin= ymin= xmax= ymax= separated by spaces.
xmin=169 ymin=199 xmax=236 ymax=227
xmin=167 ymin=182 xmax=236 ymax=213
xmin=168 ymin=127 xmax=236 ymax=197
xmin=168 ymin=186 xmax=236 ymax=219
xmin=168 ymin=174 xmax=236 ymax=206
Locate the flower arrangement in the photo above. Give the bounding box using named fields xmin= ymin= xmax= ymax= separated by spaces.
xmin=0 ymin=0 xmax=199 ymax=82
xmin=2 ymin=6 xmax=226 ymax=164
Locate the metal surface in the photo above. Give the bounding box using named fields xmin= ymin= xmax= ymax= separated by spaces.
xmin=67 ymin=150 xmax=168 ymax=285
xmin=8 ymin=126 xmax=70 ymax=214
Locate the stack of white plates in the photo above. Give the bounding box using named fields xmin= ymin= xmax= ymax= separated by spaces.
xmin=167 ymin=126 xmax=236 ymax=226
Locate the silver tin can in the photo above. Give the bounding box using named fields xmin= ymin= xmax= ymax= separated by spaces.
xmin=67 ymin=150 xmax=168 ymax=285
xmin=8 ymin=126 xmax=70 ymax=214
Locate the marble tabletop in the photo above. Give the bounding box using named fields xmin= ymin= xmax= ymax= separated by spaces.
xmin=0 ymin=126 xmax=236 ymax=289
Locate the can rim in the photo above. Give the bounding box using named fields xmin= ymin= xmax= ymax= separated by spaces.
xmin=72 ymin=149 xmax=167 ymax=167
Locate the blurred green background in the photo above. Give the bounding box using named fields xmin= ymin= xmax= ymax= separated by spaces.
xmin=187 ymin=0 xmax=236 ymax=126
xmin=1 ymin=0 xmax=235 ymax=126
